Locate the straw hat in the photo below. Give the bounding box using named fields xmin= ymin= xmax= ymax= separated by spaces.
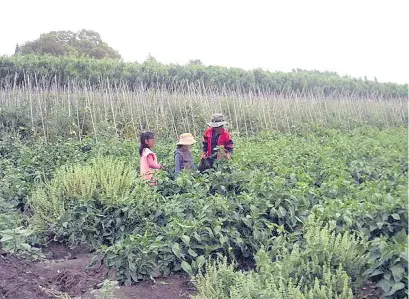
xmin=207 ymin=113 xmax=228 ymax=128
xmin=177 ymin=133 xmax=196 ymax=145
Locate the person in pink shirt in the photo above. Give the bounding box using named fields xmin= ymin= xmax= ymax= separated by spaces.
xmin=139 ymin=132 xmax=161 ymax=185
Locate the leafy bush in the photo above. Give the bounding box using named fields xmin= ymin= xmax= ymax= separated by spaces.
xmin=364 ymin=231 xmax=408 ymax=298
xmin=0 ymin=199 xmax=21 ymax=231
xmin=193 ymin=257 xmax=353 ymax=299
xmin=0 ymin=134 xmax=97 ymax=209
xmin=272 ymin=215 xmax=368 ymax=290
xmin=28 ymin=156 xmax=165 ymax=247
xmin=193 ymin=217 xmax=368 ymax=299
xmin=0 ymin=197 xmax=43 ymax=259
xmin=93 ymin=234 xmax=176 ymax=285
xmin=0 ymin=226 xmax=44 ymax=260
xmin=29 ymin=156 xmax=135 ymax=225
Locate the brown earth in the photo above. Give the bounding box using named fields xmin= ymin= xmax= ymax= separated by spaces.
xmin=0 ymin=243 xmax=194 ymax=299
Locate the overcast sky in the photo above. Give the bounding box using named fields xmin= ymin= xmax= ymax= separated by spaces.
xmin=1 ymin=0 xmax=408 ymax=84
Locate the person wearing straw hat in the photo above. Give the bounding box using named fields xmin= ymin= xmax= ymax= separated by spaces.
xmin=175 ymin=133 xmax=197 ymax=175
xmin=199 ymin=113 xmax=234 ymax=172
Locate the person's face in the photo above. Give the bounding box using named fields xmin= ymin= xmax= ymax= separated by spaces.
xmin=146 ymin=138 xmax=155 ymax=149
xmin=214 ymin=126 xmax=224 ymax=134
xmin=181 ymin=145 xmax=190 ymax=151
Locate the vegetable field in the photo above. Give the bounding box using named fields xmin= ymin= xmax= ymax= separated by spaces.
xmin=0 ymin=54 xmax=408 ymax=298
xmin=0 ymin=116 xmax=407 ymax=298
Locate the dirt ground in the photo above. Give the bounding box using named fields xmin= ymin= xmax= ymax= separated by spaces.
xmin=0 ymin=243 xmax=193 ymax=299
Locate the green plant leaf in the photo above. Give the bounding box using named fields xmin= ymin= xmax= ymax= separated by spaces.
xmin=0 ymin=234 xmax=14 ymax=242
xmin=393 ymin=229 xmax=408 ymax=244
xmin=391 ymin=213 xmax=400 ymax=220
xmin=196 ymin=255 xmax=206 ymax=269
xmin=343 ymin=215 xmax=353 ymax=226
xmin=172 ymin=243 xmax=182 ymax=259
xmin=376 ymin=279 xmax=392 ymax=293
xmin=278 ymin=206 xmax=287 ymax=217
xmin=20 ymin=243 xmax=32 ymax=250
xmin=368 ymin=269 xmax=384 ymax=277
xmin=390 ymin=264 xmax=405 ymax=282
xmin=188 ymin=248 xmax=198 ymax=258
xmin=181 ymin=261 xmax=193 ymax=276
xmin=181 ymin=235 xmax=190 ymax=246
xmin=386 ymin=282 xmax=405 ymax=296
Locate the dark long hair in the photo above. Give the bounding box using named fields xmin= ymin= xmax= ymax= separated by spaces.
xmin=139 ymin=132 xmax=155 ymax=156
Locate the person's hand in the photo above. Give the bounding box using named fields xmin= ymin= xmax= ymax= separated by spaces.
xmin=201 ymin=152 xmax=207 ymax=159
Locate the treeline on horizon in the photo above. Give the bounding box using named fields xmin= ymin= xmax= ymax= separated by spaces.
xmin=0 ymin=54 xmax=407 ymax=98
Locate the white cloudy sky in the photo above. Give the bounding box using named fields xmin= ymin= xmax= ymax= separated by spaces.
xmin=1 ymin=0 xmax=408 ymax=84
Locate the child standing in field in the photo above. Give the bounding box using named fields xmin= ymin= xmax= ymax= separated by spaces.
xmin=175 ymin=133 xmax=196 ymax=175
xmin=139 ymin=132 xmax=161 ymax=185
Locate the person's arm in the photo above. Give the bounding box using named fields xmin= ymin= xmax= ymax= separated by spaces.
xmin=225 ymin=139 xmax=234 ymax=155
xmin=175 ymin=153 xmax=182 ymax=174
xmin=147 ymin=154 xmax=161 ymax=169
xmin=221 ymin=133 xmax=234 ymax=158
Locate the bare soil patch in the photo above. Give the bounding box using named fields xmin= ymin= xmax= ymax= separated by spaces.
xmin=0 ymin=244 xmax=193 ymax=299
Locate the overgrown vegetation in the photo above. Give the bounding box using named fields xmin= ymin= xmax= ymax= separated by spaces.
xmin=1 ymin=125 xmax=406 ymax=298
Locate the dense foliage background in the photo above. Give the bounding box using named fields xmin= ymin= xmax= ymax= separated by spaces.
xmin=1 ymin=54 xmax=407 ymax=98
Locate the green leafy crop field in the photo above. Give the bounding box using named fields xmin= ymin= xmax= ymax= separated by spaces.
xmin=0 ymin=126 xmax=407 ymax=298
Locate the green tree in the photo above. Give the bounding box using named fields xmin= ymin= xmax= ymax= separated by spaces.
xmin=17 ymin=30 xmax=121 ymax=60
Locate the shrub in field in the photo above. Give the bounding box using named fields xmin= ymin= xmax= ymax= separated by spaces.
xmin=193 ymin=257 xmax=353 ymax=299
xmin=0 ymin=136 xmax=32 ymax=209
xmin=28 ymin=156 xmax=164 ymax=247
xmin=0 ymin=226 xmax=44 ymax=260
xmin=364 ymin=231 xmax=408 ymax=299
xmin=0 ymin=197 xmax=44 ymax=259
xmin=54 ymin=156 xmax=136 ymax=203
xmin=0 ymin=106 xmax=33 ymax=138
xmin=0 ymin=198 xmax=22 ymax=232
xmin=0 ymin=134 xmax=99 ymax=209
xmin=193 ymin=216 xmax=368 ymax=299
xmin=53 ymin=187 xmax=164 ymax=248
xmin=92 ymin=192 xmax=239 ymax=283
xmin=93 ymin=234 xmax=176 ymax=284
xmin=93 ymin=167 xmax=303 ymax=284
xmin=30 ymin=156 xmax=135 ymax=218
xmin=279 ymin=215 xmax=368 ymax=290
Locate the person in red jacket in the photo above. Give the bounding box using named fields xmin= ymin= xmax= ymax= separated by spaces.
xmin=200 ymin=113 xmax=234 ymax=171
